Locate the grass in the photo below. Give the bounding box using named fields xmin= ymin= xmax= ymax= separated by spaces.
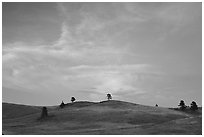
xmin=2 ymin=100 xmax=202 ymax=135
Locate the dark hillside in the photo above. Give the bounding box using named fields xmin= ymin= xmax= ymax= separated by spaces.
xmin=3 ymin=103 xmax=41 ymax=119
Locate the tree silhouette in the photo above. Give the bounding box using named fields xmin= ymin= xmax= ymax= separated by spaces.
xmin=107 ymin=93 xmax=112 ymax=100
xmin=60 ymin=101 xmax=65 ymax=108
xmin=41 ymin=107 xmax=48 ymax=118
xmin=71 ymin=97 xmax=76 ymax=103
xmin=190 ymin=101 xmax=198 ymax=111
xmin=178 ymin=100 xmax=186 ymax=110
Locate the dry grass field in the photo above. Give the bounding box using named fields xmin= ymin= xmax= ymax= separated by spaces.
xmin=2 ymin=100 xmax=202 ymax=135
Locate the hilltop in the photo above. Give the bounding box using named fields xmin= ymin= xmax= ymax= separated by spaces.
xmin=2 ymin=100 xmax=202 ymax=135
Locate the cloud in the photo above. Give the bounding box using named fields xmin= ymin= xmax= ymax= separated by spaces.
xmin=3 ymin=39 xmax=162 ymax=95
xmin=5 ymin=3 xmax=201 ymax=105
xmin=2 ymin=3 xmax=154 ymax=96
xmin=2 ymin=5 xmax=164 ymax=100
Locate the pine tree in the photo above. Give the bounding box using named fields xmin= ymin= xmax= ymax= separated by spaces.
xmin=107 ymin=93 xmax=112 ymax=100
xmin=41 ymin=107 xmax=48 ymax=118
xmin=190 ymin=101 xmax=198 ymax=111
xmin=71 ymin=97 xmax=76 ymax=103
xmin=178 ymin=100 xmax=186 ymax=110
xmin=60 ymin=101 xmax=65 ymax=108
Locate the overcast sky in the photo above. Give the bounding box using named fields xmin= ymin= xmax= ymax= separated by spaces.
xmin=2 ymin=2 xmax=202 ymax=107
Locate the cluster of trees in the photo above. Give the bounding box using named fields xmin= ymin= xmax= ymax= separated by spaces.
xmin=178 ymin=100 xmax=198 ymax=111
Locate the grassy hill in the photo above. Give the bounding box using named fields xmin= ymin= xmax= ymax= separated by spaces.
xmin=2 ymin=100 xmax=202 ymax=135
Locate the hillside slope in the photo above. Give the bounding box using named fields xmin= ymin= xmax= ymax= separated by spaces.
xmin=2 ymin=100 xmax=202 ymax=135
xmin=3 ymin=103 xmax=41 ymax=119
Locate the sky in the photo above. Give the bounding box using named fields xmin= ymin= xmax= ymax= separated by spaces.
xmin=2 ymin=2 xmax=202 ymax=107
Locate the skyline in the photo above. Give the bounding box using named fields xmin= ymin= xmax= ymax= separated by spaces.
xmin=2 ymin=2 xmax=202 ymax=107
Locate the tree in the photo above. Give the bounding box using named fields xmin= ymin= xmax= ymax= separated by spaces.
xmin=107 ymin=93 xmax=112 ymax=100
xmin=71 ymin=97 xmax=76 ymax=103
xmin=178 ymin=100 xmax=186 ymax=110
xmin=60 ymin=101 xmax=65 ymax=108
xmin=41 ymin=107 xmax=48 ymax=118
xmin=190 ymin=101 xmax=198 ymax=111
